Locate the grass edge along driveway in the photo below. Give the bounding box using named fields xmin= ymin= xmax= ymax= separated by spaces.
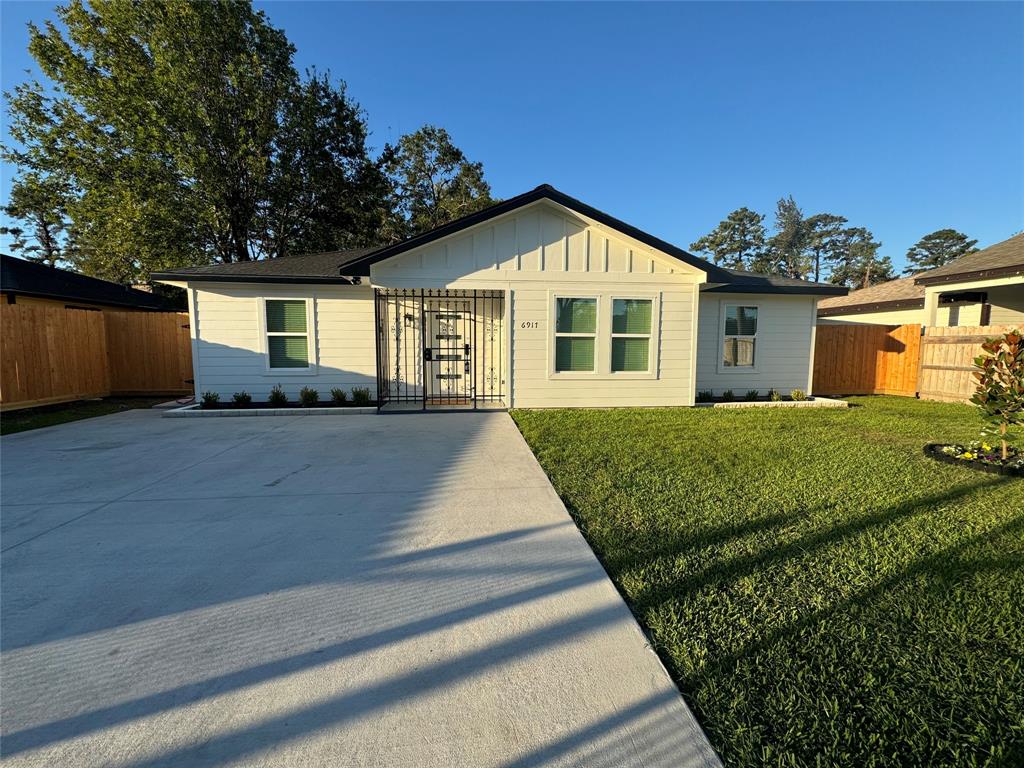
xmin=0 ymin=397 xmax=166 ymax=435
xmin=512 ymin=397 xmax=1023 ymax=768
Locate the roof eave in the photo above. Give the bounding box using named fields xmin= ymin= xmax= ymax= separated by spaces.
xmin=914 ymin=265 xmax=1024 ymax=286
xmin=817 ymin=297 xmax=925 ymax=316
xmin=3 ymin=287 xmax=169 ymax=310
xmin=704 ymin=284 xmax=848 ymax=296
xmin=151 ymin=272 xmax=360 ymax=285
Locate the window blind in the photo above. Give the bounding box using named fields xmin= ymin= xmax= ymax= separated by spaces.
xmin=556 ymin=298 xmax=596 ymax=334
xmin=612 ymin=338 xmax=649 ymax=372
xmin=266 ymin=300 xmax=307 ymax=333
xmin=268 ymin=336 xmax=309 ymax=368
xmin=612 ymin=300 xmax=651 ymax=334
xmin=555 ymin=337 xmax=595 ymax=372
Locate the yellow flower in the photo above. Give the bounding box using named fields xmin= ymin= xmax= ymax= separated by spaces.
xmin=981 ymin=443 xmax=992 ymax=451
xmin=961 ymin=452 xmax=975 ymax=460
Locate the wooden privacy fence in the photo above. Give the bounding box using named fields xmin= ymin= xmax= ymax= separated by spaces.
xmin=813 ymin=322 xmax=1022 ymax=403
xmin=104 ymin=310 xmax=193 ymax=396
xmin=918 ymin=325 xmax=1020 ymax=403
xmin=813 ymin=323 xmax=921 ymax=397
xmin=1 ymin=303 xmax=192 ymax=411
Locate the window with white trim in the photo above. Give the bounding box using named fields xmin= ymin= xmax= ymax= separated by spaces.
xmin=723 ymin=305 xmax=757 ymax=367
xmin=554 ymin=297 xmax=597 ymax=372
xmin=611 ymin=298 xmax=652 ymax=372
xmin=265 ymin=299 xmax=310 ymax=368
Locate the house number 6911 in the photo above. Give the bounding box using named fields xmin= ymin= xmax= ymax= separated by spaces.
xmin=520 ymin=321 xmax=540 ymax=329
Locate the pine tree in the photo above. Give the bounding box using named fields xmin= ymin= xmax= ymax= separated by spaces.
xmin=766 ymin=196 xmax=810 ymax=279
xmin=828 ymin=227 xmax=894 ymax=288
xmin=904 ymin=229 xmax=979 ymax=274
xmin=689 ymin=207 xmax=767 ymax=270
xmin=804 ymin=213 xmax=848 ymax=282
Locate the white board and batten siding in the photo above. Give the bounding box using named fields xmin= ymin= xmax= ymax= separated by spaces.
xmin=696 ymin=293 xmax=818 ymax=396
xmin=370 ymin=200 xmax=706 ymax=407
xmin=188 ymin=283 xmax=377 ymax=401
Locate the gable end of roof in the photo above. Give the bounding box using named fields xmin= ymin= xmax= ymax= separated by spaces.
xmin=340 ymin=184 xmax=734 ymax=282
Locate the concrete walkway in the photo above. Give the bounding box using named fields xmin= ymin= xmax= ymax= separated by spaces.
xmin=1 ymin=410 xmax=720 ymax=767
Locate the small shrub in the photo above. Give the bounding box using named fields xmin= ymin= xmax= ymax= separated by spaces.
xmin=330 ymin=387 xmax=348 ymax=405
xmin=201 ymin=391 xmax=220 ymax=406
xmin=232 ymin=391 xmax=252 ymax=406
xmin=745 ymin=389 xmax=759 ymax=401
xmin=299 ymin=386 xmax=319 ymax=407
xmin=351 ymin=386 xmax=371 ymax=406
xmin=696 ymin=390 xmax=714 ymax=403
xmin=268 ymin=384 xmax=288 ymax=406
xmin=768 ymin=389 xmax=782 ymax=402
xmin=790 ymin=389 xmax=807 ymax=401
xmin=970 ymin=329 xmax=1023 ymax=460
xmin=721 ymin=389 xmax=735 ymax=402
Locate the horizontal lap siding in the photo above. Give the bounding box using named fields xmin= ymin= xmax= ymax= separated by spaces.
xmin=369 ymin=200 xmax=706 ymax=409
xmin=986 ymin=285 xmax=1024 ymax=325
xmin=696 ymin=293 xmax=816 ymax=395
xmin=511 ymin=283 xmax=696 ymax=408
xmin=193 ymin=284 xmax=376 ymax=400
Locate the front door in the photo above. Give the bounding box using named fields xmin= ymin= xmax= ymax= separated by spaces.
xmin=425 ymin=298 xmax=472 ymax=405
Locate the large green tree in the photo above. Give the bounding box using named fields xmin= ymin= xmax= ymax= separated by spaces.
xmin=0 ymin=172 xmax=69 ymax=266
xmin=827 ymin=227 xmax=894 ymax=288
xmin=804 ymin=213 xmax=848 ymax=283
xmin=262 ymin=71 xmax=390 ymax=258
xmin=2 ymin=0 xmax=390 ymax=282
xmin=763 ymin=196 xmax=810 ymax=279
xmin=382 ymin=125 xmax=495 ymax=239
xmin=904 ymin=228 xmax=979 ymax=274
xmin=689 ymin=207 xmax=766 ymax=270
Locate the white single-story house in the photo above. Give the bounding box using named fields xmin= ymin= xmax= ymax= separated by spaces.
xmin=818 ymin=232 xmax=1024 ymax=327
xmin=154 ymin=185 xmax=846 ymax=409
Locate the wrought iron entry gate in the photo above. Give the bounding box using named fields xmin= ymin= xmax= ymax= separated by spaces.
xmin=374 ymin=289 xmax=505 ymax=410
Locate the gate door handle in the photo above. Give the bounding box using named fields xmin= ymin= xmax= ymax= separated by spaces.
xmin=424 ymin=348 xmax=433 ymax=361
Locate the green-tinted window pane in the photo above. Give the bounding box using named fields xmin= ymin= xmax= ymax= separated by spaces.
xmin=725 ymin=305 xmax=757 ymax=336
xmin=555 ymin=337 xmax=594 ymax=372
xmin=612 ymin=299 xmax=651 ymax=334
xmin=556 ymin=298 xmax=596 ymax=333
xmin=268 ymin=335 xmax=309 ymax=368
xmin=266 ymin=300 xmax=307 ymax=333
xmin=612 ymin=337 xmax=649 ymax=372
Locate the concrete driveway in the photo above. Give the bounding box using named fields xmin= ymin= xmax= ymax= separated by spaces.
xmin=1 ymin=410 xmax=719 ymax=768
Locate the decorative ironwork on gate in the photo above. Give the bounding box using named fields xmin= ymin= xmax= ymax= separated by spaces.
xmin=374 ymin=289 xmax=505 ymax=410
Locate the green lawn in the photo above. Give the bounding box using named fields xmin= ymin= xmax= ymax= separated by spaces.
xmin=0 ymin=397 xmax=168 ymax=435
xmin=512 ymin=397 xmax=1023 ymax=768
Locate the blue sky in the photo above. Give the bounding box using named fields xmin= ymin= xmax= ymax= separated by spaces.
xmin=2 ymin=1 xmax=1022 ymax=272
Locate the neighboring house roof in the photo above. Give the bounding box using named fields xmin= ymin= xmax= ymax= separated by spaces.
xmin=914 ymin=232 xmax=1024 ymax=286
xmin=152 ymin=184 xmax=847 ymax=296
xmin=1 ymin=254 xmax=174 ymax=310
xmin=817 ymin=276 xmax=925 ymax=316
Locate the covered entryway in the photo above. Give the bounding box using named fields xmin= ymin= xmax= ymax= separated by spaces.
xmin=374 ymin=288 xmax=506 ymax=410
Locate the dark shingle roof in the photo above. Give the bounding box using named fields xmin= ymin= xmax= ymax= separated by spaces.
xmin=914 ymin=233 xmax=1024 ymax=285
xmin=153 ymin=248 xmax=377 ymax=284
xmin=703 ymin=268 xmax=848 ymax=296
xmin=817 ymin=275 xmax=924 ymax=314
xmin=1 ymin=254 xmax=174 ymax=310
xmin=152 ymin=185 xmax=846 ymax=296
